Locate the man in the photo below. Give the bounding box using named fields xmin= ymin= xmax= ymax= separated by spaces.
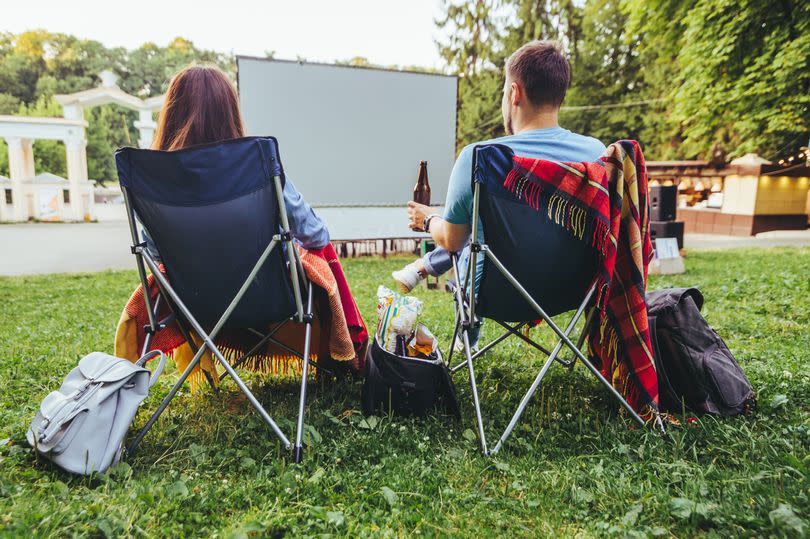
xmin=399 ymin=40 xmax=605 ymax=347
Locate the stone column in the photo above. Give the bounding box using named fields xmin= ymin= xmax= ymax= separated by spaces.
xmin=134 ymin=109 xmax=156 ymax=149
xmin=64 ymin=137 xmax=89 ymax=221
xmin=5 ymin=137 xmax=35 ymax=221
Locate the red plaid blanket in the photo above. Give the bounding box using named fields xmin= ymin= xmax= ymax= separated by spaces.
xmin=503 ymin=140 xmax=658 ymax=416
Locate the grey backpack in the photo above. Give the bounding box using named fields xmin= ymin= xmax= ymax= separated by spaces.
xmin=27 ymin=351 xmax=165 ymax=475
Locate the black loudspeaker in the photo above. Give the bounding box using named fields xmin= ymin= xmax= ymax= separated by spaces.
xmin=650 ymin=185 xmax=677 ymax=221
xmin=650 ymin=220 xmax=684 ymax=249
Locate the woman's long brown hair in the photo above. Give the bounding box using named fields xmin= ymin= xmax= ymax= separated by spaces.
xmin=152 ymin=65 xmax=245 ymax=151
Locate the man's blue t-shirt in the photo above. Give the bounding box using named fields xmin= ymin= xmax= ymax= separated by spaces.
xmin=444 ymin=126 xmax=606 ymax=230
xmin=443 ymin=126 xmax=606 ymax=287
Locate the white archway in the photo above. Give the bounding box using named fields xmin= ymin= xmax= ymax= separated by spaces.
xmin=55 ymin=70 xmax=164 ymax=149
xmin=0 ymin=71 xmax=164 ymax=222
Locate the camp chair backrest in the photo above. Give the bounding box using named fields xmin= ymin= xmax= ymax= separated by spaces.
xmin=472 ymin=144 xmax=598 ymax=321
xmin=115 ymin=137 xmax=296 ymax=328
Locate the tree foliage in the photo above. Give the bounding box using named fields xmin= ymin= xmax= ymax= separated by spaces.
xmin=669 ymin=0 xmax=810 ymax=158
xmin=560 ymin=0 xmax=648 ymax=146
xmin=437 ymin=0 xmax=810 ymax=160
xmin=2 ymin=6 xmax=808 ymax=180
xmin=0 ymin=31 xmax=232 ymax=180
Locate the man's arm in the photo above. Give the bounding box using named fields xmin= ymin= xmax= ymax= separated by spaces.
xmin=407 ymin=201 xmax=470 ymax=252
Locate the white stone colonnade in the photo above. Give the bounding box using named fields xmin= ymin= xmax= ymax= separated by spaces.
xmin=0 ymin=71 xmax=164 ymax=222
xmin=0 ymin=116 xmax=89 ymax=220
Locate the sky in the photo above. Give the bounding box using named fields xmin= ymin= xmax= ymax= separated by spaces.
xmin=1 ymin=0 xmax=447 ymax=69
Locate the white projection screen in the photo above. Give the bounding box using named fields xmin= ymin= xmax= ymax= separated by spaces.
xmin=237 ymin=56 xmax=458 ymax=239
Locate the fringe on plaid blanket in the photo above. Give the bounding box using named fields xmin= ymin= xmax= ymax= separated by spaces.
xmin=114 ymin=243 xmax=368 ymax=390
xmin=502 ymin=140 xmax=658 ymax=418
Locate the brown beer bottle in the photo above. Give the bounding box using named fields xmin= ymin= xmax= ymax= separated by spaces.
xmin=413 ymin=161 xmax=431 ymax=206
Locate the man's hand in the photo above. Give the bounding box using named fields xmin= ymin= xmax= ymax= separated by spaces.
xmin=407 ymin=201 xmax=434 ymax=232
xmin=407 ymin=201 xmax=471 ymax=252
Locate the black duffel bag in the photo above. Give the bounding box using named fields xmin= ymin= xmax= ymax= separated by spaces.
xmin=647 ymin=287 xmax=755 ymax=416
xmin=361 ymin=337 xmax=460 ymax=418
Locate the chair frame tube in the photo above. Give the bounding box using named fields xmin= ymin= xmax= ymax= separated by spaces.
xmin=450 ymin=164 xmax=650 ymax=455
xmin=121 ymin=172 xmax=316 ymax=462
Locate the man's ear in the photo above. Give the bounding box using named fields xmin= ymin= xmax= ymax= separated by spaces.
xmin=510 ymin=81 xmax=522 ymax=107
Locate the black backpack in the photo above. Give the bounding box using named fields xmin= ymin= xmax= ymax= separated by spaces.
xmin=362 ymin=337 xmax=460 ymax=419
xmin=647 ymin=288 xmax=755 ymax=416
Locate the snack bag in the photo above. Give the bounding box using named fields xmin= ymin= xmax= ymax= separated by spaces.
xmin=407 ymin=323 xmax=438 ymax=358
xmin=377 ymin=286 xmax=395 ymax=322
xmin=376 ymin=286 xmax=423 ymax=353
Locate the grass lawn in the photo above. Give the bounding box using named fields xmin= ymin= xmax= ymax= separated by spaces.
xmin=1 ymin=248 xmax=808 ymax=537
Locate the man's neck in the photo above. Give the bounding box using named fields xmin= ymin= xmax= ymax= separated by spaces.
xmin=513 ymin=109 xmax=559 ymax=134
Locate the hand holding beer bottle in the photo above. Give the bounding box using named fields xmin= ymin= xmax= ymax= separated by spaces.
xmin=411 ymin=161 xmax=431 ymax=231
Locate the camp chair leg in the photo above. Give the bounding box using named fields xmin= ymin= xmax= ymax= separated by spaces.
xmin=141 ymin=293 xmax=162 ymax=356
xmin=450 ymin=252 xmax=489 ymax=454
xmin=654 ymin=413 xmax=667 ymax=434
xmin=483 ymin=248 xmax=647 ymax=429
xmin=139 ymin=249 xmax=293 ymax=450
xmin=293 ymin=285 xmax=315 ymax=463
xmin=557 ymin=308 xmax=596 ymax=371
xmin=173 ymin=318 xmax=218 ymax=390
xmin=448 ymin=276 xmax=521 ymax=373
xmin=140 ymin=277 xmax=217 ymax=391
xmin=490 ymin=287 xmax=593 ymax=455
xmin=447 ymin=316 xmax=460 ymax=366
xmin=217 ymin=322 xmax=287 ymax=381
xmin=494 ymin=320 xmax=553 ymax=356
xmin=462 ymin=325 xmax=489 ymax=455
xmin=227 ymin=327 xmax=333 ymax=377
xmin=263 ymin=336 xmax=334 ymax=376
xmin=573 ymin=345 xmax=648 ymax=428
xmin=127 ymin=341 xmax=207 ymax=456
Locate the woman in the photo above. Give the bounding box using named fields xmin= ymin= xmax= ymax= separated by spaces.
xmin=117 ymin=64 xmax=366 ymax=381
xmin=149 ymin=64 xmax=329 ymax=250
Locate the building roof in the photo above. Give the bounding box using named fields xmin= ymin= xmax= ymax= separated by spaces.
xmin=648 ymin=156 xmax=810 ymax=178
xmin=730 ymin=153 xmax=772 ymax=166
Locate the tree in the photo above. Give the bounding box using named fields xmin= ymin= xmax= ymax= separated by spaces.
xmin=623 ymin=0 xmax=810 ymax=159
xmin=436 ymin=0 xmax=586 ymax=151
xmin=86 ymin=105 xmax=136 ymax=184
xmin=0 ymin=31 xmax=47 ymax=104
xmin=456 ymin=70 xmax=506 ymax=150
xmin=435 ymin=0 xmax=502 ymax=78
xmin=0 ymin=31 xmax=233 ymax=182
xmin=501 ymin=0 xmax=582 ymax=63
xmin=0 ymin=93 xmax=20 ymax=114
xmin=672 ymin=0 xmax=810 ymax=158
xmin=560 ymin=0 xmax=649 ymax=147
xmin=120 ymin=37 xmax=233 ymax=98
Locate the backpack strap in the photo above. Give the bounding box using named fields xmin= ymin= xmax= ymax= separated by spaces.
xmin=136 ymin=350 xmax=167 ymax=388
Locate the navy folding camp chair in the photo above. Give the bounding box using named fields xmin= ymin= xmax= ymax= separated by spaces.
xmin=447 ymin=143 xmax=647 ymax=455
xmin=115 ymin=136 xmax=316 ymax=462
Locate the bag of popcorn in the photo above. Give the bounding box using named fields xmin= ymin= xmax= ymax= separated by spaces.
xmin=376 ymin=286 xmax=423 ymax=354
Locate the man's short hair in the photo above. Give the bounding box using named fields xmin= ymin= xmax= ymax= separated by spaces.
xmin=505 ymin=41 xmax=571 ymax=108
